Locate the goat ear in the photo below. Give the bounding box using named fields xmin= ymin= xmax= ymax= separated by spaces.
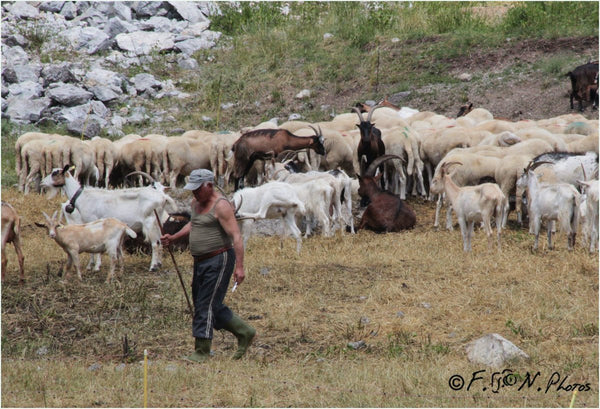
xmin=62 ymin=164 xmax=70 ymax=174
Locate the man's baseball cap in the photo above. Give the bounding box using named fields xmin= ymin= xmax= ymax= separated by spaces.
xmin=183 ymin=169 xmax=214 ymax=190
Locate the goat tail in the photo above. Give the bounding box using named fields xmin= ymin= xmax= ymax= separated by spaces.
xmin=125 ymin=226 xmax=137 ymax=239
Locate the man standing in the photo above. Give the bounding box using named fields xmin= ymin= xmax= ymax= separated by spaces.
xmin=161 ymin=169 xmax=255 ymax=362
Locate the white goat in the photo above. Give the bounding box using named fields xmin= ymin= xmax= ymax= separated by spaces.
xmin=232 ymin=181 xmax=306 ymax=253
xmin=431 ymin=161 xmax=507 ymax=252
xmin=41 ymin=166 xmax=176 ymax=271
xmin=517 ymin=162 xmax=581 ymax=251
xmin=36 ymin=211 xmax=137 ymax=283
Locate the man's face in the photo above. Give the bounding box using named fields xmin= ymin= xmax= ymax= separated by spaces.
xmin=193 ymin=182 xmax=212 ymax=201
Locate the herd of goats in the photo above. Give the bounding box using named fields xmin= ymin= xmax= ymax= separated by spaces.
xmin=2 ymin=82 xmax=600 ymax=284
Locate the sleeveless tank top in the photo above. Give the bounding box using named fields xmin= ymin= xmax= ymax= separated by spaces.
xmin=189 ymin=197 xmax=233 ymax=257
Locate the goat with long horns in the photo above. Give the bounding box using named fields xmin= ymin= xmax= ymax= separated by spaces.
xmin=357 ymin=155 xmax=416 ymax=233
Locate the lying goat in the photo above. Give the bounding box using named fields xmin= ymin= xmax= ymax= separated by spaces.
xmin=430 ymin=162 xmax=507 ymax=252
xmin=357 ymin=155 xmax=416 ymax=232
xmin=1 ymin=201 xmax=25 ymax=283
xmin=36 ymin=211 xmax=137 ymax=283
xmin=517 ymin=161 xmax=581 ymax=251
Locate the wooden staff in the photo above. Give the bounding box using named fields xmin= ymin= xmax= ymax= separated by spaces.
xmin=154 ymin=210 xmax=194 ymax=318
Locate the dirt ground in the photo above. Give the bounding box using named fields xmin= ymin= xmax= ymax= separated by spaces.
xmin=333 ymin=36 xmax=599 ymax=122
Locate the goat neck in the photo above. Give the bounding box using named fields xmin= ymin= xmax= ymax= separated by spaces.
xmin=61 ymin=171 xmax=83 ymax=200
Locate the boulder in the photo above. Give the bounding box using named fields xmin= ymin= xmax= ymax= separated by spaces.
xmin=84 ymin=68 xmax=125 ymax=94
xmin=466 ymin=333 xmax=529 ymax=368
xmin=39 ymin=2 xmax=66 ymax=14
xmin=2 ymin=46 xmax=29 ymax=67
xmin=4 ymin=96 xmax=52 ymax=123
xmin=60 ymin=1 xmax=78 ymax=20
xmin=169 ymin=1 xmax=209 ymax=23
xmin=3 ymin=64 xmax=41 ymax=84
xmin=46 ymin=83 xmax=93 ymax=106
xmin=131 ymin=2 xmax=168 ymax=19
xmin=61 ymin=26 xmax=111 ymax=54
xmin=105 ymin=17 xmax=138 ymax=38
xmin=175 ymin=37 xmax=216 ymax=56
xmin=115 ymin=31 xmax=175 ymax=55
xmin=7 ymin=81 xmax=44 ymax=99
xmin=9 ymin=2 xmax=39 ymax=19
xmin=41 ymin=63 xmax=77 ymax=87
xmin=132 ymin=73 xmax=162 ymax=94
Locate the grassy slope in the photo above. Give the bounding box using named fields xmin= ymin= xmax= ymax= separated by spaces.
xmin=1 ymin=2 xmax=599 ymax=407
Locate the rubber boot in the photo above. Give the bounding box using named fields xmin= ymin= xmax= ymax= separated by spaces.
xmin=223 ymin=313 xmax=256 ymax=360
xmin=185 ymin=337 xmax=211 ymax=363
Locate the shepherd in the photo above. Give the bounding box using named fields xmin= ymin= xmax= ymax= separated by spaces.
xmin=160 ymin=169 xmax=256 ymax=361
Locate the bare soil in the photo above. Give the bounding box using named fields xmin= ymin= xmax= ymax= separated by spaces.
xmin=327 ymin=36 xmax=599 ymax=122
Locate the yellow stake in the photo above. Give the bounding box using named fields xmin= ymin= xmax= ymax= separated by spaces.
xmin=569 ymin=389 xmax=578 ymax=408
xmin=143 ymin=349 xmax=148 ymax=408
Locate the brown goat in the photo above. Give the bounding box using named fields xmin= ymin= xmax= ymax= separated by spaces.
xmin=231 ymin=126 xmax=325 ymax=190
xmin=355 ymin=96 xmax=401 ymax=113
xmin=1 ymin=202 xmax=25 ymax=283
xmin=357 ymin=155 xmax=416 ymax=233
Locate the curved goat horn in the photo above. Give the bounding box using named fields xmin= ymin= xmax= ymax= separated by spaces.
xmin=126 ymin=171 xmax=156 ymax=183
xmin=525 ymin=160 xmax=553 ymax=173
xmin=352 ymin=106 xmax=365 ymax=122
xmin=364 ymin=154 xmax=405 ymax=177
xmin=366 ymin=103 xmax=383 ymax=123
xmin=234 ymin=195 xmax=243 ymax=214
xmin=308 ymin=124 xmax=321 ymax=137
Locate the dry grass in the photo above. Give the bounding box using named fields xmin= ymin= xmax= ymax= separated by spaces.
xmin=1 ymin=186 xmax=597 ymax=407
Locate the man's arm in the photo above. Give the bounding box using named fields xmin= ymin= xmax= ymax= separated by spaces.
xmin=160 ymin=221 xmax=191 ymax=247
xmin=215 ymin=199 xmax=245 ymax=284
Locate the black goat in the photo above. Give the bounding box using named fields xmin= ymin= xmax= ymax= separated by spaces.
xmin=456 ymin=102 xmax=474 ymax=117
xmin=352 ymin=104 xmax=386 ymax=191
xmin=357 ymin=155 xmax=416 ymax=233
xmin=566 ymin=62 xmax=599 ymax=112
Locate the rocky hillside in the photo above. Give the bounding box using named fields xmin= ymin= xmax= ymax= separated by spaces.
xmin=1 ymin=1 xmax=598 ymax=142
xmin=1 ymin=1 xmax=222 ymax=137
